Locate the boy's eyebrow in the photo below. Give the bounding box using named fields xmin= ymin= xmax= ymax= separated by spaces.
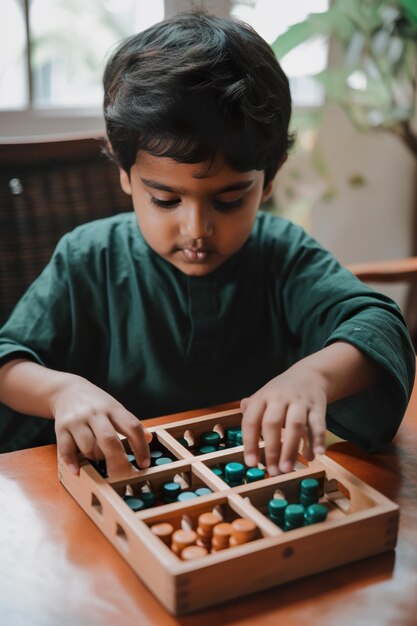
xmin=140 ymin=178 xmax=255 ymax=194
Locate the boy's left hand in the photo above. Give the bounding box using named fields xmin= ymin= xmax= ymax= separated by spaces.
xmin=240 ymin=364 xmax=327 ymax=476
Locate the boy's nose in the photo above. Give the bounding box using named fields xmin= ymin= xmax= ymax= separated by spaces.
xmin=179 ymin=205 xmax=213 ymax=239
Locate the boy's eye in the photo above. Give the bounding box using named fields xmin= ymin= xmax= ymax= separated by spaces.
xmin=213 ymin=197 xmax=244 ymax=211
xmin=150 ymin=197 xmax=180 ymax=209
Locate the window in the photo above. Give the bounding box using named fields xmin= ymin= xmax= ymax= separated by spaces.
xmin=0 ymin=0 xmax=328 ymax=137
xmin=0 ymin=0 xmax=164 ymax=111
xmin=231 ymin=0 xmax=329 ymax=107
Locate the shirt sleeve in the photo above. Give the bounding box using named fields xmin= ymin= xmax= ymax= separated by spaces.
xmin=277 ymin=221 xmax=415 ymax=452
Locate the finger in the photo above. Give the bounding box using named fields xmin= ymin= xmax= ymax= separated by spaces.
xmin=88 ymin=414 xmax=133 ymax=477
xmin=144 ymin=429 xmax=153 ymax=444
xmin=57 ymin=429 xmax=80 ymax=475
xmin=70 ymin=423 xmax=102 ymax=461
xmin=240 ymin=397 xmax=250 ymax=413
xmin=279 ymin=403 xmax=307 ymax=473
xmin=112 ymin=410 xmax=151 ymax=469
xmin=261 ymin=403 xmax=286 ymax=477
xmin=241 ymin=399 xmax=264 ymax=467
xmin=308 ymin=406 xmax=326 ymax=456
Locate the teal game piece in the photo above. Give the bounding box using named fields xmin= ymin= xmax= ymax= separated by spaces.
xmin=246 ymin=467 xmax=265 ymax=483
xmin=176 ymin=437 xmax=189 ymax=448
xmin=155 ymin=457 xmax=174 ymax=466
xmin=225 ymin=427 xmax=240 ymax=447
xmin=194 ymin=487 xmax=213 ymax=496
xmin=150 ymin=450 xmax=163 ymax=466
xmin=211 ymin=466 xmax=224 ymax=478
xmin=177 ymin=491 xmax=198 ymax=502
xmin=123 ymin=496 xmax=145 ymax=512
xmin=235 ymin=431 xmax=243 ymax=446
xmin=162 ymin=481 xmax=181 ymax=502
xmin=196 ymin=445 xmax=217 ymax=455
xmin=300 ymin=478 xmax=319 ymax=507
xmin=268 ymin=498 xmax=288 ymax=527
xmin=304 ymin=503 xmax=328 ymax=525
xmin=224 ymin=461 xmax=245 ymax=486
xmin=284 ymin=504 xmax=305 ymax=531
xmin=200 ymin=431 xmax=222 ymax=447
xmin=141 ymin=491 xmax=156 ymax=508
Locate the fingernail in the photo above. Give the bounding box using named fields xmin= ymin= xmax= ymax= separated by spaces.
xmin=140 ymin=458 xmax=150 ymax=469
xmin=268 ymin=465 xmax=279 ymax=477
xmin=314 ymin=446 xmax=325 ymax=455
xmin=68 ymin=463 xmax=79 ymax=475
xmin=245 ymin=454 xmax=257 ymax=467
xmin=279 ymin=461 xmax=293 ymax=473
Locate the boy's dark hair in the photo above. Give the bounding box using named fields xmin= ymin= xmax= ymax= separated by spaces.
xmin=103 ymin=11 xmax=294 ymax=186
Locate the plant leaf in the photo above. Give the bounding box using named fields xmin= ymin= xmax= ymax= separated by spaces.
xmin=399 ymin=0 xmax=417 ymax=25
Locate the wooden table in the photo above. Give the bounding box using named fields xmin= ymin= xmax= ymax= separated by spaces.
xmin=1 ymin=397 xmax=417 ymax=626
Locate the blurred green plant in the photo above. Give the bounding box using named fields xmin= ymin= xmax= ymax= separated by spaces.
xmin=271 ymin=0 xmax=417 ymax=157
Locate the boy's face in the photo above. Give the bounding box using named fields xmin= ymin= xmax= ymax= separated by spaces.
xmin=120 ymin=152 xmax=274 ymax=277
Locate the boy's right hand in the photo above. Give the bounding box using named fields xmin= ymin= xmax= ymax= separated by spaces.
xmin=51 ymin=378 xmax=151 ymax=477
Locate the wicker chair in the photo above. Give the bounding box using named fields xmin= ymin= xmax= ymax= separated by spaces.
xmin=0 ymin=133 xmax=132 ymax=326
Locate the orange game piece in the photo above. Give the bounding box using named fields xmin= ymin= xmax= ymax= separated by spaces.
xmin=181 ymin=545 xmax=209 ymax=561
xmin=171 ymin=529 xmax=198 ymax=556
xmin=198 ymin=512 xmax=221 ymax=533
xmin=229 ymin=518 xmax=257 ymax=546
xmin=196 ymin=511 xmax=221 ymax=550
xmin=150 ymin=522 xmax=174 ymax=546
xmin=211 ymin=522 xmax=232 ymax=552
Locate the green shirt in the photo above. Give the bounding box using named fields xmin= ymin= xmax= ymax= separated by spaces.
xmin=0 ymin=211 xmax=414 ymax=452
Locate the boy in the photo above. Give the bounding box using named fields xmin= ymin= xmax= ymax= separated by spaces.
xmin=0 ymin=12 xmax=414 ymax=478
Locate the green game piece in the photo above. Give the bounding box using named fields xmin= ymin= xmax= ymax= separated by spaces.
xmin=177 ymin=491 xmax=198 ymax=501
xmin=225 ymin=462 xmax=245 ymax=485
xmin=268 ymin=498 xmax=288 ymax=527
xmin=300 ymin=478 xmax=319 ymax=495
xmin=225 ymin=427 xmax=240 ymax=444
xmin=155 ymin=457 xmax=173 ymax=465
xmin=235 ymin=431 xmax=243 ymax=446
xmin=150 ymin=450 xmax=163 ymax=465
xmin=123 ymin=496 xmax=145 ymax=512
xmin=284 ymin=504 xmax=305 ymax=531
xmin=246 ymin=467 xmax=265 ymax=483
xmin=268 ymin=498 xmax=288 ymax=516
xmin=177 ymin=437 xmax=189 ymax=448
xmin=304 ymin=503 xmax=328 ymax=525
xmin=196 ymin=445 xmax=217 ymax=455
xmin=162 ymin=482 xmax=181 ymax=502
xmin=300 ymin=478 xmax=319 ymax=507
xmin=201 ymin=431 xmax=222 ymax=447
xmin=194 ymin=487 xmax=213 ymax=496
xmin=200 ymin=431 xmax=221 ymax=446
xmin=211 ymin=466 xmax=224 ymax=478
xmin=141 ymin=491 xmax=156 ymax=508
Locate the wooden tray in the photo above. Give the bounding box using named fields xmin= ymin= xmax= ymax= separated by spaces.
xmin=58 ymin=408 xmax=399 ymax=615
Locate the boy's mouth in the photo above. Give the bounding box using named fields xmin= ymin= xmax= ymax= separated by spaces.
xmin=181 ymin=248 xmax=211 ymax=262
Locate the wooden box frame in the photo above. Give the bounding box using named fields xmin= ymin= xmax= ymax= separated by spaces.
xmin=58 ymin=408 xmax=399 ymax=615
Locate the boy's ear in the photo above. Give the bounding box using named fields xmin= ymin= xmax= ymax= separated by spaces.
xmin=261 ymin=179 xmax=274 ymax=203
xmin=261 ymin=153 xmax=288 ymax=203
xmin=119 ymin=169 xmax=132 ymax=195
